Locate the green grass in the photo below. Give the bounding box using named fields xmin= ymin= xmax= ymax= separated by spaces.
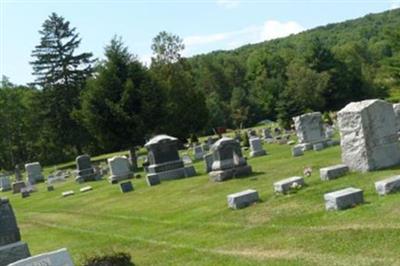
xmin=4 ymin=139 xmax=400 ymax=265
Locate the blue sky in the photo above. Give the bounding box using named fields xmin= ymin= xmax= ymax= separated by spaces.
xmin=1 ymin=0 xmax=399 ymax=85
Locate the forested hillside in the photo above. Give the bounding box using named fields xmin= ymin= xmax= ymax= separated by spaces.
xmin=1 ymin=9 xmax=400 ymax=170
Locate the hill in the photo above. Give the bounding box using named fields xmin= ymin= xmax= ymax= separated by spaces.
xmin=4 ymin=132 xmax=400 ymax=265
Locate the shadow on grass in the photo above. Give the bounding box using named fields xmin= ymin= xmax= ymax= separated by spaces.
xmin=235 ymin=171 xmax=265 ymax=180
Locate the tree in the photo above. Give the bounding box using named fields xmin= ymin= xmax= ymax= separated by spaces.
xmin=31 ymin=12 xmax=94 ymax=87
xmin=151 ymin=31 xmax=185 ymax=66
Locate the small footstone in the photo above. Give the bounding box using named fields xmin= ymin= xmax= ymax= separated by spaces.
xmin=47 ymin=185 xmax=54 ymax=192
xmin=375 ymin=175 xmax=400 ymax=196
xmin=320 ymin=164 xmax=349 ymax=181
xmin=292 ymin=145 xmax=304 ymax=157
xmin=146 ymin=174 xmax=161 ymax=186
xmin=21 ymin=191 xmax=30 ymax=198
xmin=62 ymin=191 xmax=74 ymax=197
xmin=313 ymin=143 xmax=324 ymax=151
xmin=80 ymin=186 xmax=93 ymax=193
xmin=324 ymin=187 xmax=364 ymax=210
xmin=120 ymin=181 xmax=134 ymax=193
xmin=274 ymin=176 xmax=305 ymax=194
xmin=227 ymin=189 xmax=259 ymax=209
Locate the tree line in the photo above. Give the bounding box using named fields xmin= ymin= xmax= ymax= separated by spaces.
xmin=1 ymin=10 xmax=399 ymax=170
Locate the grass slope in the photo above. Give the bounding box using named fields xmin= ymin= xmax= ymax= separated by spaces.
xmin=3 ymin=140 xmax=400 ymax=265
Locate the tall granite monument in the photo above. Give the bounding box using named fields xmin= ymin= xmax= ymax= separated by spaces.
xmin=209 ymin=137 xmax=252 ymax=182
xmin=338 ymin=99 xmax=400 ymax=172
xmin=145 ymin=135 xmax=196 ymax=181
xmin=0 ymin=198 xmax=30 ymax=266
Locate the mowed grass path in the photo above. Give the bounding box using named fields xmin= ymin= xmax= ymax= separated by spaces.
xmin=3 ymin=142 xmax=400 ymax=265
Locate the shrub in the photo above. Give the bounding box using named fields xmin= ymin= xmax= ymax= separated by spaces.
xmin=82 ymin=252 xmax=135 ymax=266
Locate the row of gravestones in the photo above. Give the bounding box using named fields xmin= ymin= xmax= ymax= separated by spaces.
xmin=228 ymin=98 xmax=400 ymax=211
xmin=0 ymin=198 xmax=74 ymax=266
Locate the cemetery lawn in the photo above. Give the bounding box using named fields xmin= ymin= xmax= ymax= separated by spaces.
xmin=4 ymin=141 xmax=400 ymax=265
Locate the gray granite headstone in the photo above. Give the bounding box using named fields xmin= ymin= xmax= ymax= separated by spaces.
xmin=324 ymin=187 xmax=364 ymax=210
xmin=25 ymin=162 xmax=44 ymax=184
xmin=375 ymin=175 xmax=400 ymax=196
xmin=227 ymin=189 xmax=259 ymax=209
xmin=338 ymin=99 xmax=400 ymax=172
xmin=293 ymin=112 xmax=325 ymax=145
xmin=146 ymin=174 xmax=161 ymax=186
xmin=291 ymin=145 xmax=304 ymax=157
xmin=12 ymin=181 xmax=26 ymax=194
xmin=320 ymin=164 xmax=349 ymax=181
xmin=193 ymin=145 xmax=204 ymax=160
xmin=249 ymin=137 xmax=266 ymax=157
xmin=0 ymin=198 xmax=30 ymax=266
xmin=274 ymin=176 xmax=305 ymax=194
xmin=0 ymin=176 xmax=11 ymax=191
xmin=9 ymin=248 xmax=73 ymax=266
xmin=75 ymin=155 xmax=97 ymax=182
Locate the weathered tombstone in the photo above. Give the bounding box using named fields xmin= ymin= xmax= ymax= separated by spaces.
xmin=227 ymin=189 xmax=259 ymax=209
xmin=375 ymin=175 xmax=400 ymax=196
xmin=24 ymin=162 xmax=44 ymax=184
xmin=75 ymin=155 xmax=97 ymax=183
xmin=325 ymin=125 xmax=335 ymax=139
xmin=145 ymin=135 xmax=196 ymax=181
xmin=249 ymin=137 xmax=267 ymax=157
xmin=182 ymin=155 xmax=193 ymax=165
xmin=324 ymin=187 xmax=364 ymax=210
xmin=193 ymin=145 xmax=204 ymax=160
xmin=274 ymin=176 xmax=305 ymax=194
xmin=313 ymin=143 xmax=324 ymax=151
xmin=338 ymin=99 xmax=400 ymax=172
xmin=393 ymin=103 xmax=400 ymax=131
xmin=293 ymin=112 xmax=326 ymax=146
xmin=146 ymin=174 xmax=161 ymax=186
xmin=0 ymin=198 xmax=30 ymax=266
xmin=20 ymin=189 xmax=30 ymax=199
xmin=262 ymin=128 xmax=272 ymax=139
xmin=291 ymin=145 xmax=304 ymax=157
xmin=120 ymin=181 xmax=134 ymax=193
xmin=107 ymin=156 xmax=132 ymax=184
xmin=320 ymin=164 xmax=349 ymax=181
xmin=203 ymin=153 xmax=214 ymax=173
xmin=209 ymin=137 xmax=252 ymax=182
xmin=9 ymin=248 xmax=73 ymax=266
xmin=0 ymin=176 xmax=11 ymax=191
xmin=12 ymin=181 xmax=26 ymax=194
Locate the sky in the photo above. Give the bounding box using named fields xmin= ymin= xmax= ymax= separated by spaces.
xmin=1 ymin=0 xmax=400 ymax=85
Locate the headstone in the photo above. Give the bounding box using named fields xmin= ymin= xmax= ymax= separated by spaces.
xmin=324 ymin=187 xmax=364 ymax=210
xmin=320 ymin=164 xmax=349 ymax=181
xmin=62 ymin=191 xmax=74 ymax=197
xmin=249 ymin=137 xmax=267 ymax=157
xmin=204 ymin=153 xmax=214 ymax=173
xmin=120 ymin=181 xmax=134 ymax=193
xmin=47 ymin=174 xmax=66 ymax=185
xmin=75 ymin=155 xmax=97 ymax=183
xmin=182 ymin=155 xmax=193 ymax=165
xmin=145 ymin=135 xmax=196 ymax=181
xmin=262 ymin=128 xmax=272 ymax=139
xmin=80 ymin=186 xmax=92 ymax=193
xmin=146 ymin=174 xmax=161 ymax=186
xmin=20 ymin=189 xmax=30 ymax=199
xmin=9 ymin=248 xmax=73 ymax=266
xmin=393 ymin=103 xmax=400 ymax=131
xmin=325 ymin=125 xmax=335 ymax=139
xmin=0 ymin=198 xmax=30 ymax=266
xmin=291 ymin=145 xmax=304 ymax=157
xmin=293 ymin=112 xmax=326 ymax=145
xmin=227 ymin=189 xmax=259 ymax=209
xmin=209 ymin=137 xmax=252 ymax=182
xmin=193 ymin=145 xmax=204 ymax=160
xmin=375 ymin=175 xmax=400 ymax=196
xmin=47 ymin=185 xmax=54 ymax=192
xmin=12 ymin=181 xmax=26 ymax=194
xmin=24 ymin=162 xmax=44 ymax=184
xmin=274 ymin=176 xmax=305 ymax=194
xmin=313 ymin=143 xmax=324 ymax=151
xmin=0 ymin=176 xmax=11 ymax=191
xmin=107 ymin=156 xmax=132 ymax=184
xmin=202 ymin=143 xmax=209 ymax=152
xmin=338 ymin=99 xmax=400 ymax=172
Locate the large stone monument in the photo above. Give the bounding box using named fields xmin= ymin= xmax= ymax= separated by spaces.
xmin=75 ymin=155 xmax=98 ymax=183
xmin=209 ymin=137 xmax=252 ymax=182
xmin=107 ymin=156 xmax=132 ymax=184
xmin=0 ymin=198 xmax=30 ymax=266
xmin=25 ymin=162 xmax=44 ymax=184
xmin=338 ymin=99 xmax=400 ymax=172
xmin=145 ymin=135 xmax=196 ymax=181
xmin=293 ymin=112 xmax=326 ymax=146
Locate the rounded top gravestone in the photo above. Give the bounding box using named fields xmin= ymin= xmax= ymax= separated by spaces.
xmin=0 ymin=198 xmax=21 ymax=246
xmin=76 ymin=154 xmax=92 ymax=170
xmin=144 ymin=134 xmax=178 ymax=147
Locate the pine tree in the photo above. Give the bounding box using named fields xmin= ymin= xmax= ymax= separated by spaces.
xmin=31 ymin=12 xmax=94 ymax=87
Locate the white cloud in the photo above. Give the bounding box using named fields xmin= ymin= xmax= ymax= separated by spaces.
xmin=390 ymin=1 xmax=400 ymax=9
xmin=216 ymin=0 xmax=240 ymax=9
xmin=259 ymin=20 xmax=304 ymax=41
xmin=183 ymin=20 xmax=305 ymax=55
